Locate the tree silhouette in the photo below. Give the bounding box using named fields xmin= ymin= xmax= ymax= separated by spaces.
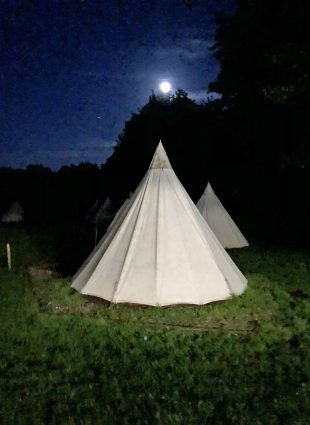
xmin=210 ymin=0 xmax=310 ymax=107
xmin=103 ymin=91 xmax=218 ymax=204
xmin=208 ymin=0 xmax=310 ymax=244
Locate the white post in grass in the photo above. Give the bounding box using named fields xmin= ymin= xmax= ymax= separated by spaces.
xmin=6 ymin=243 xmax=11 ymax=270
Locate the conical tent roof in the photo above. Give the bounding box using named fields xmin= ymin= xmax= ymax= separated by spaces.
xmin=72 ymin=142 xmax=247 ymax=306
xmin=197 ymin=183 xmax=249 ymax=249
xmin=1 ymin=201 xmax=24 ymax=223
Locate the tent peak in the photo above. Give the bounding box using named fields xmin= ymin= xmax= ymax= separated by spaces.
xmin=149 ymin=141 xmax=172 ymax=169
xmin=202 ymin=182 xmax=213 ymax=195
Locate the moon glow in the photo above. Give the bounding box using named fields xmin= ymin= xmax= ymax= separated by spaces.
xmin=160 ymin=81 xmax=171 ymax=93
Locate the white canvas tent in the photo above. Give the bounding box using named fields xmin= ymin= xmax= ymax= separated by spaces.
xmin=1 ymin=202 xmax=24 ymax=223
xmin=85 ymin=199 xmax=99 ymax=222
xmin=72 ymin=142 xmax=247 ymax=306
xmin=197 ymin=183 xmax=249 ymax=249
xmin=92 ymin=197 xmax=112 ymax=224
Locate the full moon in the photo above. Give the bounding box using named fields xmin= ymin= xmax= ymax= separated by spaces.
xmin=160 ymin=81 xmax=171 ymax=93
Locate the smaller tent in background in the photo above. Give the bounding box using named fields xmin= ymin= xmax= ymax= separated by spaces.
xmin=197 ymin=183 xmax=249 ymax=249
xmin=85 ymin=200 xmax=99 ymax=222
xmin=1 ymin=201 xmax=24 ymax=223
xmin=85 ymin=198 xmax=113 ymax=225
xmin=86 ymin=197 xmax=113 ymax=247
xmin=106 ymin=192 xmax=134 ymax=232
xmin=92 ymin=197 xmax=112 ymax=225
xmin=107 ymin=198 xmax=129 ymax=231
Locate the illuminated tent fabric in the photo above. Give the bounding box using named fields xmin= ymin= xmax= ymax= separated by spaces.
xmin=1 ymin=202 xmax=24 ymax=223
xmin=197 ymin=183 xmax=249 ymax=249
xmin=72 ymin=142 xmax=247 ymax=306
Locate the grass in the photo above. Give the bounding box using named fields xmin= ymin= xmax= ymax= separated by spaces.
xmin=0 ymin=224 xmax=309 ymax=424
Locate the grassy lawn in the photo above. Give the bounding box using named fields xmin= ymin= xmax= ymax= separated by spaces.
xmin=0 ymin=224 xmax=309 ymax=424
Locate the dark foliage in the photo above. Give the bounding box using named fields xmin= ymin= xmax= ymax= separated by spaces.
xmin=0 ymin=163 xmax=107 ymax=223
xmin=210 ymin=0 xmax=310 ymax=107
xmin=208 ymin=0 xmax=310 ymax=244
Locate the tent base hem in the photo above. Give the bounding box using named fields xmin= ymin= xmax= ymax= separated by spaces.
xmin=82 ymin=293 xmax=233 ymax=307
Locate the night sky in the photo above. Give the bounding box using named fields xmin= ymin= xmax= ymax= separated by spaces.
xmin=1 ymin=0 xmax=235 ymax=170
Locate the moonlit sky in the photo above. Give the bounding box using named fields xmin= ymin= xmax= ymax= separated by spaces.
xmin=1 ymin=0 xmax=235 ymax=170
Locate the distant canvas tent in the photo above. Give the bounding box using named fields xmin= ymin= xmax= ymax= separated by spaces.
xmin=86 ymin=198 xmax=113 ymax=247
xmin=106 ymin=192 xmax=134 ymax=232
xmin=107 ymin=198 xmax=130 ymax=232
xmin=85 ymin=200 xmax=99 ymax=222
xmin=92 ymin=197 xmax=112 ymax=224
xmin=1 ymin=202 xmax=24 ymax=223
xmin=197 ymin=183 xmax=249 ymax=249
xmin=72 ymin=142 xmax=247 ymax=306
xmin=86 ymin=198 xmax=113 ymax=225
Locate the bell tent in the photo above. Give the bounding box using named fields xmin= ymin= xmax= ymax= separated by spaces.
xmin=1 ymin=202 xmax=24 ymax=223
xmin=197 ymin=183 xmax=249 ymax=249
xmin=86 ymin=198 xmax=113 ymax=224
xmin=92 ymin=197 xmax=112 ymax=224
xmin=85 ymin=200 xmax=99 ymax=222
xmin=72 ymin=142 xmax=247 ymax=306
